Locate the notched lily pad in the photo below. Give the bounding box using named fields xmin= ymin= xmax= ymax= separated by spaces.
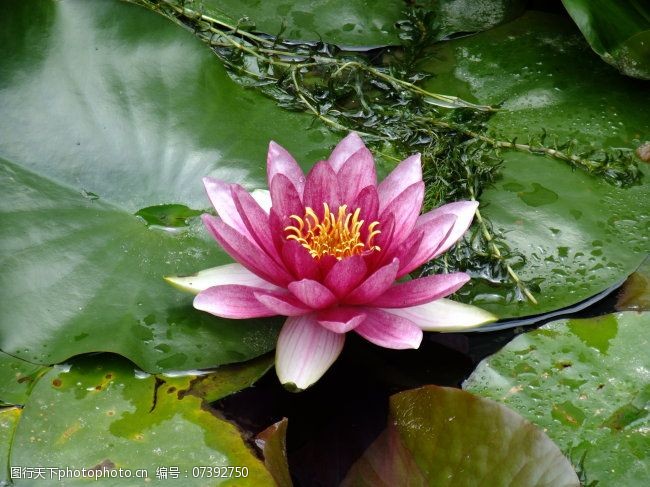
xmin=342 ymin=385 xmax=579 ymax=486
xmin=7 ymin=355 xmax=275 ymax=486
xmin=464 ymin=312 xmax=650 ymax=486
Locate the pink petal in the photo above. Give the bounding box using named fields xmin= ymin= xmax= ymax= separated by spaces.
xmin=367 ymin=214 xmax=395 ymax=270
xmin=317 ymin=254 xmax=339 ymax=276
xmin=316 ymin=307 xmax=367 ymax=333
xmin=343 ymin=258 xmax=399 ymax=305
xmin=324 ymin=255 xmax=367 ymax=298
xmin=377 ymin=154 xmax=422 ymax=212
xmin=370 ymin=273 xmax=470 ymax=308
xmin=352 ymin=185 xmax=379 ymax=224
xmin=379 ymin=181 xmax=424 ymax=244
xmin=385 ymin=298 xmax=497 ymax=331
xmin=415 ymin=201 xmax=479 ymax=258
xmin=288 ymin=279 xmax=338 ymax=309
xmin=302 ymin=161 xmax=341 ymax=216
xmin=202 ymin=177 xmax=252 ymax=239
xmin=328 ymin=132 xmax=366 ymax=172
xmin=337 ymin=147 xmax=377 ymax=204
xmin=395 ymin=214 xmax=457 ymax=277
xmin=275 ymin=314 xmax=345 ymax=391
xmin=391 ymin=228 xmax=424 ymax=274
xmin=254 ymin=291 xmax=311 ymax=316
xmin=270 ymin=174 xmax=303 ymax=223
xmin=165 ymin=263 xmax=278 ymax=294
xmin=269 ymin=209 xmax=289 ymax=256
xmin=202 ymin=214 xmax=293 ymax=286
xmin=354 ymin=308 xmax=423 ymax=349
xmin=267 ymin=141 xmax=306 ymax=195
xmin=281 ymin=240 xmax=320 ymax=281
xmin=194 ymin=285 xmax=275 ymax=319
xmin=231 ymin=185 xmax=282 ymax=264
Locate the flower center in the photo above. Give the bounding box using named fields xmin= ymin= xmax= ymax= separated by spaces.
xmin=285 ymin=203 xmax=381 ymax=260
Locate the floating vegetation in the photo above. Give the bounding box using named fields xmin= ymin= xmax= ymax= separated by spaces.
xmin=133 ymin=0 xmax=643 ymax=305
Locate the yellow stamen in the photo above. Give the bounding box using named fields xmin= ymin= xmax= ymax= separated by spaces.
xmin=285 ymin=203 xmax=381 ymax=260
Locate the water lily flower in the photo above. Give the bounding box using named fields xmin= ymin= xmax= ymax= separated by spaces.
xmin=167 ymin=134 xmax=496 ymax=391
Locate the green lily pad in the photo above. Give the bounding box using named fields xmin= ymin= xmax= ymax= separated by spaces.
xmin=135 ymin=204 xmax=203 ymax=229
xmin=0 ymin=0 xmax=343 ymax=371
xmin=0 ymin=407 xmax=21 ymax=475
xmin=561 ymin=0 xmax=650 ymax=80
xmin=464 ymin=312 xmax=650 ymax=486
xmin=5 ymin=355 xmax=274 ymax=486
xmin=256 ymin=418 xmax=293 ymax=487
xmin=0 ymin=352 xmax=48 ymax=406
xmin=168 ymin=0 xmax=524 ymax=46
xmin=183 ymin=353 xmax=274 ymax=403
xmin=342 ymin=385 xmax=579 ymax=486
xmin=420 ymin=11 xmax=650 ymax=318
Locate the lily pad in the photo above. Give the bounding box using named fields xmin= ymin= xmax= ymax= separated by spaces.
xmin=464 ymin=312 xmax=650 ymax=486
xmin=256 ymin=418 xmax=293 ymax=487
xmin=182 ymin=353 xmax=274 ymax=403
xmin=0 ymin=0 xmax=342 ymax=371
xmin=342 ymin=385 xmax=579 ymax=486
xmin=0 ymin=352 xmax=48 ymax=406
xmin=5 ymin=355 xmax=274 ymax=486
xmin=561 ymin=0 xmax=650 ymax=80
xmin=616 ymin=257 xmax=650 ymax=311
xmin=169 ymin=0 xmax=524 ymax=46
xmin=421 ymin=11 xmax=650 ymax=318
xmin=0 ymin=407 xmax=21 ymax=475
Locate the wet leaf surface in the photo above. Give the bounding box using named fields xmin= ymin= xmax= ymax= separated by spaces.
xmin=561 ymin=0 xmax=650 ymax=79
xmin=169 ymin=0 xmax=524 ymax=46
xmin=4 ymin=355 xmax=275 ymax=486
xmin=0 ymin=353 xmax=49 ymax=406
xmin=342 ymin=385 xmax=579 ymax=486
xmin=0 ymin=407 xmax=21 ymax=475
xmin=464 ymin=311 xmax=650 ymax=486
xmin=185 ymin=353 xmax=274 ymax=403
xmin=421 ymin=11 xmax=650 ymax=318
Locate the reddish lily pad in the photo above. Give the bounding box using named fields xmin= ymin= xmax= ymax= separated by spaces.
xmin=616 ymin=257 xmax=650 ymax=311
xmin=256 ymin=418 xmax=293 ymax=487
xmin=464 ymin=312 xmax=650 ymax=486
xmin=342 ymin=385 xmax=579 ymax=486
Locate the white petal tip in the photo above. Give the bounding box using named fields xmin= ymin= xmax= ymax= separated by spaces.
xmin=164 ymin=274 xmax=202 ymax=294
xmin=386 ymin=299 xmax=498 ymax=332
xmin=164 ymin=263 xmax=272 ymax=295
